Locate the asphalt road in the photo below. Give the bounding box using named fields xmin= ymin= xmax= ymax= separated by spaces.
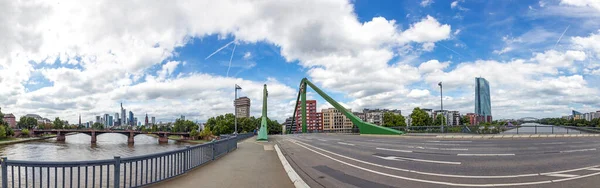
xmin=273 ymin=134 xmax=600 ymax=188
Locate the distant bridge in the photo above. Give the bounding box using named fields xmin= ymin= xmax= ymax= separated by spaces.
xmin=30 ymin=129 xmax=190 ymax=144
xmin=519 ymin=117 xmax=539 ymax=122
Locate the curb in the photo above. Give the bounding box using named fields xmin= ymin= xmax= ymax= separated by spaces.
xmin=275 ymin=144 xmax=310 ymax=188
xmin=434 ymin=134 xmax=600 ymax=139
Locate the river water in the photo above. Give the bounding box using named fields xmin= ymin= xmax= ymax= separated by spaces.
xmin=501 ymin=123 xmax=582 ymax=134
xmin=0 ymin=133 xmax=191 ymax=161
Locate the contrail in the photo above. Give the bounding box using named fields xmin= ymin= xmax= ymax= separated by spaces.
xmin=227 ymin=43 xmax=237 ymax=77
xmin=205 ymin=40 xmax=235 ymax=60
xmin=439 ymin=43 xmax=465 ymax=58
xmin=555 ymin=25 xmax=570 ymax=49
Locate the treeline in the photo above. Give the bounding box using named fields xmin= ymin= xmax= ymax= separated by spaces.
xmin=204 ymin=113 xmax=281 ymax=136
xmin=539 ymin=118 xmax=600 ymax=127
xmin=0 ymin=112 xmax=15 ymax=139
xmin=408 ymin=107 xmax=471 ymax=126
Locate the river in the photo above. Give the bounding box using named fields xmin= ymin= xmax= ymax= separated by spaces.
xmin=0 ymin=133 xmax=191 ymax=161
xmin=501 ymin=123 xmax=582 ymax=134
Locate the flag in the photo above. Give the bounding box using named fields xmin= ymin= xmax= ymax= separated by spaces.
xmin=235 ymin=84 xmax=242 ymax=90
xmin=438 ymin=82 xmax=442 ymax=87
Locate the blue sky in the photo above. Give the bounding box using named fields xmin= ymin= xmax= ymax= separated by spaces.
xmin=0 ymin=0 xmax=599 ymax=123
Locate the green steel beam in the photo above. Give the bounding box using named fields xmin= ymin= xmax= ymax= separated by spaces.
xmin=301 ymin=82 xmax=307 ymax=133
xmin=302 ymin=78 xmax=403 ymax=135
xmin=257 ymin=84 xmax=269 ymax=141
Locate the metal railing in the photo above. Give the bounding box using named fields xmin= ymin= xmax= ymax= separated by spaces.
xmin=297 ymin=125 xmax=600 ymax=135
xmin=0 ymin=132 xmax=254 ymax=188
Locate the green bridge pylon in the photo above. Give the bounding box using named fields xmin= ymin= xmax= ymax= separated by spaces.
xmin=257 ymin=84 xmax=269 ymax=141
xmin=291 ymin=78 xmax=404 ymax=135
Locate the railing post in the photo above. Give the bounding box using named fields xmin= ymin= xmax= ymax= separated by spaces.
xmin=535 ymin=125 xmax=537 ymax=134
xmin=552 ymin=126 xmax=554 ymax=134
xmin=2 ymin=157 xmax=7 ymax=188
xmin=114 ymin=156 xmax=121 ymax=188
xmin=211 ymin=142 xmax=216 ymax=160
xmin=185 ymin=146 xmax=190 ymax=172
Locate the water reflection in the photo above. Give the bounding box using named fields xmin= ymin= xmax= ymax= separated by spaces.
xmin=0 ymin=133 xmax=190 ymax=161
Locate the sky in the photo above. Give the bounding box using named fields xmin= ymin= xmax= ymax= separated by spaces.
xmin=1 ymin=0 xmax=600 ymax=124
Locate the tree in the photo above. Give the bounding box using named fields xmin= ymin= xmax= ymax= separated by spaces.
xmin=17 ymin=117 xmax=37 ymax=129
xmin=190 ymin=129 xmax=198 ymax=140
xmin=199 ymin=126 xmax=213 ymax=140
xmin=433 ymin=114 xmax=447 ymax=126
xmin=382 ymin=112 xmax=406 ymax=127
xmin=0 ymin=126 xmax=6 ymax=139
xmin=460 ymin=116 xmax=470 ymax=125
xmin=20 ymin=129 xmax=29 ymax=137
xmin=409 ymin=108 xmax=431 ymax=126
xmin=92 ymin=122 xmax=104 ymax=130
xmin=53 ymin=117 xmax=64 ymax=129
xmin=173 ymin=119 xmax=198 ymax=133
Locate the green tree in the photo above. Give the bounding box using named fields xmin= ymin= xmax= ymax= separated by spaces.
xmin=409 ymin=108 xmax=431 ymax=126
xmin=433 ymin=114 xmax=447 ymax=126
xmin=17 ymin=117 xmax=37 ymax=129
xmin=0 ymin=126 xmax=6 ymax=139
xmin=199 ymin=126 xmax=213 ymax=139
xmin=53 ymin=117 xmax=65 ymax=129
xmin=190 ymin=129 xmax=198 ymax=139
xmin=20 ymin=129 xmax=29 ymax=137
xmin=382 ymin=112 xmax=406 ymax=127
xmin=92 ymin=122 xmax=104 ymax=130
xmin=461 ymin=116 xmax=470 ymax=125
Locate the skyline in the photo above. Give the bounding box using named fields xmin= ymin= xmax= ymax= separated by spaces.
xmin=1 ymin=0 xmax=600 ymax=123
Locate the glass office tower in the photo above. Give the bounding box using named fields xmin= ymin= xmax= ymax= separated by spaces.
xmin=475 ymin=77 xmax=492 ymax=123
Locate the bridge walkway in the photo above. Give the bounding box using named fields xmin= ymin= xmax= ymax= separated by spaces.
xmin=150 ymin=136 xmax=294 ymax=188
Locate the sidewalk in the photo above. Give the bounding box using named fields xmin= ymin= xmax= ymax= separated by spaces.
xmin=150 ymin=136 xmax=294 ymax=188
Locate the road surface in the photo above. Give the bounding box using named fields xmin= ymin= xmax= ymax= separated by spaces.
xmin=273 ymin=134 xmax=600 ymax=187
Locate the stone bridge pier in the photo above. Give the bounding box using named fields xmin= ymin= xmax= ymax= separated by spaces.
xmin=56 ymin=131 xmax=66 ymax=142
xmin=158 ymin=133 xmax=169 ymax=143
xmin=90 ymin=131 xmax=97 ymax=144
xmin=128 ymin=132 xmax=135 ymax=144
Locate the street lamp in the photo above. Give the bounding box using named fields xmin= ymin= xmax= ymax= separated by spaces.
xmin=438 ymin=82 xmax=444 ymax=133
xmin=234 ymin=84 xmax=242 ymax=134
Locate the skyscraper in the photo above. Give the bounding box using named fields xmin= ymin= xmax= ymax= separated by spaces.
xmin=121 ymin=103 xmax=126 ymax=126
xmin=104 ymin=114 xmax=110 ymax=126
xmin=151 ymin=117 xmax=155 ymax=125
xmin=115 ymin=113 xmax=119 ymax=126
xmin=145 ymin=113 xmax=149 ymax=126
xmin=108 ymin=116 xmax=113 ymax=127
xmin=129 ymin=111 xmax=134 ymax=126
xmin=180 ymin=115 xmax=185 ymax=121
xmin=78 ymin=114 xmax=81 ymax=127
xmin=475 ymin=77 xmax=492 ymax=124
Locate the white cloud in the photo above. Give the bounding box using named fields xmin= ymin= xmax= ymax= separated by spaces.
xmin=539 ymin=1 xmax=546 ymax=7
xmin=493 ymin=47 xmax=513 ymax=54
xmin=243 ymin=52 xmax=252 ymax=59
xmin=418 ymin=60 xmax=449 ymax=74
xmin=407 ymin=89 xmax=431 ymax=98
xmin=451 ymin=1 xmax=459 ymax=8
xmin=454 ymin=29 xmax=461 ymax=35
xmin=451 ymin=0 xmax=468 ymax=11
xmin=421 ymin=0 xmax=434 ymax=7
xmin=560 ymin=0 xmax=600 ymax=11
xmin=400 ymin=15 xmax=452 ymax=43
xmin=572 ymin=30 xmax=600 ymax=58
xmin=422 ymin=42 xmax=435 ymax=51
xmin=157 ymin=61 xmax=180 ymax=81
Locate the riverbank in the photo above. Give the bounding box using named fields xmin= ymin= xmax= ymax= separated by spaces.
xmin=167 ymin=135 xmax=208 ymax=144
xmin=0 ymin=134 xmax=58 ymax=145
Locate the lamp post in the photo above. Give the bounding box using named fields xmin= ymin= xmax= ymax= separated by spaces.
xmin=438 ymin=82 xmax=444 ymax=133
xmin=234 ymin=84 xmax=242 ymax=134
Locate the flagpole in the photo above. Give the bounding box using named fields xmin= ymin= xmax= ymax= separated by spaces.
xmin=235 ymin=84 xmax=238 ymax=134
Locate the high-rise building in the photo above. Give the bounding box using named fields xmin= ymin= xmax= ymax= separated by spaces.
xmin=95 ymin=116 xmax=101 ymax=124
xmin=104 ymin=114 xmax=110 ymax=126
xmin=134 ymin=117 xmax=138 ymax=127
xmin=108 ymin=116 xmax=113 ymax=127
xmin=151 ymin=117 xmax=155 ymax=125
xmin=115 ymin=113 xmax=119 ymax=126
xmin=475 ymin=77 xmax=492 ymax=124
xmin=145 ymin=114 xmax=149 ymax=126
xmin=78 ymin=114 xmax=81 ymax=127
xmin=466 ymin=113 xmax=477 ymax=125
xmin=322 ymin=108 xmax=353 ymax=133
xmin=294 ymin=100 xmax=322 ymax=132
xmin=121 ymin=103 xmax=127 ymax=126
xmin=282 ymin=117 xmax=295 ymax=133
xmin=129 ymin=111 xmax=134 ymax=126
xmin=234 ymin=96 xmax=251 ymax=118
xmin=180 ymin=115 xmax=185 ymax=121
xmin=572 ymin=110 xmax=583 ymax=120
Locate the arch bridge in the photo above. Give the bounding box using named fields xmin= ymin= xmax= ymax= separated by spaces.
xmin=31 ymin=129 xmax=190 ymax=144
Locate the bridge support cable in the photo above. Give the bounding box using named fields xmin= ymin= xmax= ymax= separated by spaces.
xmin=290 ymin=78 xmax=404 ymax=135
xmin=257 ymin=84 xmax=269 ymax=141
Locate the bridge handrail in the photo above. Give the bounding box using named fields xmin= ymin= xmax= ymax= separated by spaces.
xmin=0 ymin=132 xmax=254 ymax=188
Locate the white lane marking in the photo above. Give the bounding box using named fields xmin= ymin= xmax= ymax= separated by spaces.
xmin=290 ymin=139 xmax=555 ymax=187
xmin=374 ymin=155 xmax=461 ymax=165
xmin=542 ymin=165 xmax=600 ymax=175
xmin=587 ymin=168 xmax=600 ymax=171
xmin=544 ymin=173 xmax=579 ymax=178
xmin=318 ymin=139 xmax=327 ymax=142
xmin=552 ymin=171 xmax=600 ymax=183
xmin=457 ymin=154 xmax=515 ymax=156
xmin=426 ymin=140 xmax=472 ymax=143
xmin=407 ymin=146 xmax=469 ymax=151
xmin=535 ymin=142 xmax=566 ymax=145
xmin=338 ymin=142 xmax=355 ymax=146
xmin=560 ymin=148 xmax=596 ymax=153
xmin=290 ymin=139 xmax=542 ymax=179
xmin=376 ymin=147 xmax=412 ymax=153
